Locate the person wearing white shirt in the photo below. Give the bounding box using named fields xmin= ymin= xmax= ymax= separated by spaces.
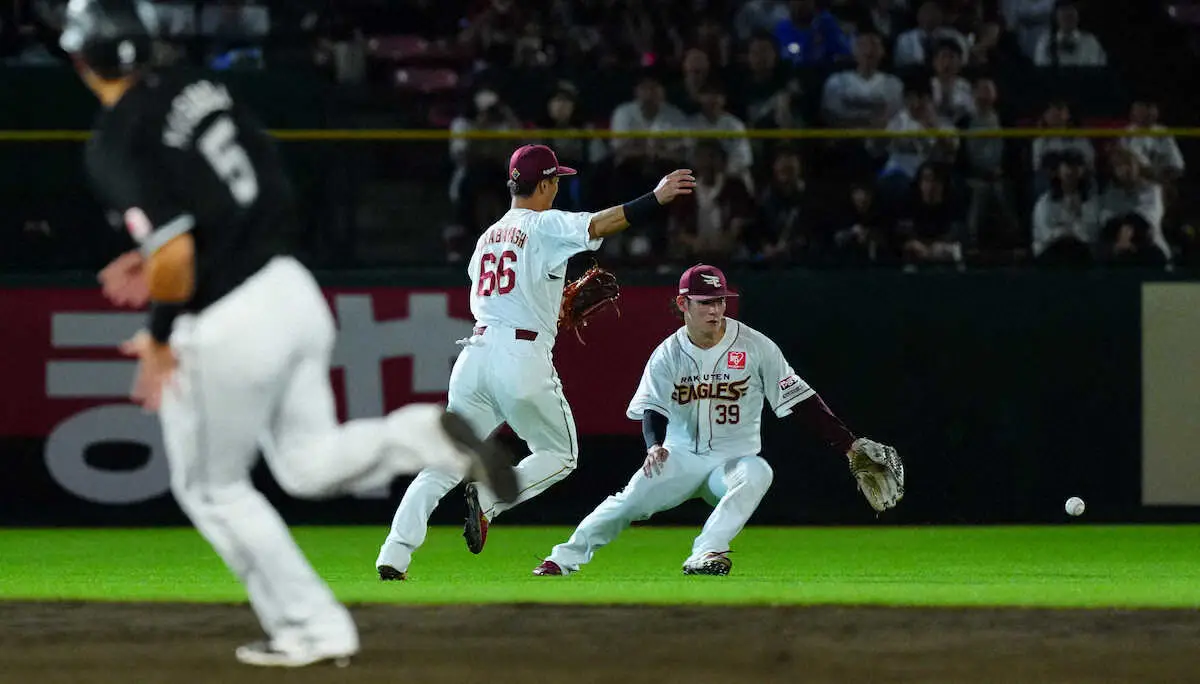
xmin=821 ymin=30 xmax=904 ymax=129
xmin=1031 ymin=155 xmax=1101 ymax=261
xmin=929 ymin=40 xmax=975 ymax=126
xmin=1033 ymin=0 xmax=1107 ymax=67
xmin=1030 ymin=99 xmax=1095 ymax=197
xmin=876 ymin=80 xmax=958 ymax=208
xmin=1098 ymin=146 xmax=1171 ymax=261
xmin=1122 ymin=99 xmax=1185 ymax=183
xmin=893 ymin=0 xmax=970 ymax=67
xmin=688 ymin=81 xmax=754 ymax=186
xmin=1000 ymin=0 xmax=1055 ymax=59
xmin=610 ymin=73 xmax=689 ymax=165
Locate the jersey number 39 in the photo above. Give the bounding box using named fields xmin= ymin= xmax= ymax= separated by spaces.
xmin=198 ymin=115 xmax=259 ymax=207
xmin=477 ymin=250 xmax=517 ymax=297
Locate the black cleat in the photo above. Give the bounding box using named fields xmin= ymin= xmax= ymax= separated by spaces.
xmin=463 ymin=483 xmax=489 ymax=554
xmin=378 ymin=565 xmax=407 ymax=581
xmin=440 ymin=411 xmax=518 ymax=503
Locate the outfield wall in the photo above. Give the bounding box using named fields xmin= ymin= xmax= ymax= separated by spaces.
xmin=2 ymin=269 xmax=1198 ymax=526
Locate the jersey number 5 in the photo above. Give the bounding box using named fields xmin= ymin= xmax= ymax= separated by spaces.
xmin=198 ymin=115 xmax=259 ymax=207
xmin=715 ymin=404 xmax=740 ymax=424
xmin=477 ymin=250 xmax=517 ymax=296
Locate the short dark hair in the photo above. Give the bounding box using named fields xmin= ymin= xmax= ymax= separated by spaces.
xmin=934 ymin=38 xmax=963 ymax=59
xmin=669 ymin=296 xmax=685 ymax=321
xmin=508 ymin=178 xmax=540 ymax=197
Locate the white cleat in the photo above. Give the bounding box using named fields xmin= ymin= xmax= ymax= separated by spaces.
xmin=234 ymin=640 xmax=356 ymax=668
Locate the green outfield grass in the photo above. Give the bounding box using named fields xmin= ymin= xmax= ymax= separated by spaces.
xmin=2 ymin=525 xmax=1200 ymax=608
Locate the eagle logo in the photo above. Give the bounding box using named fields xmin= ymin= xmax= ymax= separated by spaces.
xmin=700 ymin=274 xmax=722 ymax=287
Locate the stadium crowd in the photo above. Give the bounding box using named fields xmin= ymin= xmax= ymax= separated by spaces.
xmin=2 ymin=0 xmax=1198 ymax=270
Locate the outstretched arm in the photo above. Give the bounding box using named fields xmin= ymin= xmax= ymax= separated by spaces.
xmin=587 ymin=169 xmax=696 ymax=239
xmin=792 ymin=394 xmax=856 ymax=458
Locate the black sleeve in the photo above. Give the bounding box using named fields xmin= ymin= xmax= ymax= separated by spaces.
xmin=149 ymin=302 xmax=184 ymax=344
xmin=641 ymin=409 xmax=668 ymax=449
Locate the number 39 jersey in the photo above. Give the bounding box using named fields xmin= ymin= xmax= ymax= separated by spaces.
xmin=84 ymin=70 xmax=297 ymax=313
xmin=468 ymin=207 xmax=602 ymax=338
xmin=626 ymin=319 xmax=816 ymax=457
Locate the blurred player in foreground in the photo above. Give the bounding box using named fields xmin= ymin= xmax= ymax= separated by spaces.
xmin=62 ymin=0 xmax=516 ymax=667
xmin=534 ymin=265 xmax=904 ymax=576
xmin=375 ymin=145 xmax=695 ymax=579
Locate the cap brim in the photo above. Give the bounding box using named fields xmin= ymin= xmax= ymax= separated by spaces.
xmin=683 ymin=291 xmax=738 ymax=299
xmin=556 ymin=165 xmax=578 ymax=176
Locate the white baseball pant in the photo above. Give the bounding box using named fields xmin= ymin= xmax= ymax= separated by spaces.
xmin=546 ymin=451 xmax=774 ymax=572
xmin=376 ymin=323 xmax=578 ymax=572
xmin=159 ymin=256 xmax=474 ymax=656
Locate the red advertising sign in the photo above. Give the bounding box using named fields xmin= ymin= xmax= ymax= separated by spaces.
xmin=0 ymin=285 xmax=690 ymax=439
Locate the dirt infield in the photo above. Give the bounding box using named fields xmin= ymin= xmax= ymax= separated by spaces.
xmin=2 ymin=602 xmax=1198 ymax=684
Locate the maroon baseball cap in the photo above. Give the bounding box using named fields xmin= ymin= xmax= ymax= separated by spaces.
xmin=508 ymin=144 xmax=577 ymax=184
xmin=678 ymin=264 xmax=738 ymax=299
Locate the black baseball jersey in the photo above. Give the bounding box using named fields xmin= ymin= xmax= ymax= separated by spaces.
xmin=84 ymin=69 xmax=297 ymax=330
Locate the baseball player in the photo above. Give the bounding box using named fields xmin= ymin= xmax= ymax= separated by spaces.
xmin=375 ymin=145 xmax=696 ymax=580
xmin=533 ymin=264 xmax=903 ymax=576
xmin=61 ymin=0 xmax=517 ymax=668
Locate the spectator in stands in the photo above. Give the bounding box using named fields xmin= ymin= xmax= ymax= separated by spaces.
xmin=1098 ymin=146 xmax=1171 ymax=262
xmin=689 ymin=81 xmax=754 ymax=185
xmin=536 ymin=82 xmax=605 ymax=211
xmin=691 ymin=14 xmax=733 ymax=69
xmin=1034 ymin=0 xmax=1107 ymax=67
xmin=1122 ymin=98 xmax=1186 ymax=184
xmin=459 ymin=0 xmax=526 ymax=67
xmin=448 ymin=87 xmax=522 ymax=235
xmin=893 ymin=0 xmax=969 ymax=68
xmin=1031 ymin=150 xmax=1100 ymax=264
xmin=670 ymin=141 xmax=756 ymax=262
xmin=735 ymin=0 xmax=790 ymax=42
xmin=876 ymin=78 xmax=959 ymax=210
xmin=960 ymin=78 xmax=1021 ymax=252
xmin=864 ymin=0 xmax=906 ymax=45
xmin=609 ymin=71 xmax=689 ymax=260
xmin=897 ymin=163 xmax=965 ymax=266
xmin=931 ymin=39 xmax=974 ymax=126
xmin=755 ymin=147 xmax=815 ymax=262
xmin=830 ymin=182 xmax=887 ymax=264
xmin=1000 ymin=0 xmax=1055 ymax=59
xmin=965 ymin=17 xmax=1003 ymax=67
xmin=773 ymin=0 xmax=852 ymax=65
xmin=669 ymin=47 xmax=713 ymax=115
xmin=735 ymin=31 xmax=790 ymax=127
xmin=1030 ymin=99 xmax=1095 ymax=197
xmin=822 ymin=28 xmax=904 ymax=128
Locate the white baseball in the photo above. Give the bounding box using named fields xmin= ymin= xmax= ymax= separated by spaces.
xmin=1065 ymin=496 xmax=1085 ymax=516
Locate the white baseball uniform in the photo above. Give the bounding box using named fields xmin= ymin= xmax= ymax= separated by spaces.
xmin=377 ymin=206 xmax=601 ymax=572
xmin=545 ymin=317 xmax=814 ymax=572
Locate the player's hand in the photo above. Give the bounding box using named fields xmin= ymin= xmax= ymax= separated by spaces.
xmin=643 ymin=445 xmax=669 ymax=478
xmin=99 ymin=250 xmax=150 ymax=308
xmin=653 ymin=169 xmax=696 ymax=205
xmin=120 ymin=330 xmax=178 ymax=413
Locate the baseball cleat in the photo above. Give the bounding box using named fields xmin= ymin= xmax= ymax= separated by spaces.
xmin=682 ymin=551 xmax=732 ymax=576
xmin=234 ymin=640 xmax=355 ymax=668
xmin=440 ymin=411 xmax=518 ymax=503
xmin=532 ymin=560 xmax=563 ymax=576
xmin=463 ymin=483 xmax=489 ymax=554
xmin=377 ymin=565 xmax=407 ymax=581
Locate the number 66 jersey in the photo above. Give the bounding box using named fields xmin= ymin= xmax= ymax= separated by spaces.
xmin=468 ymin=207 xmax=601 ymax=339
xmin=627 ymin=319 xmax=816 ymax=458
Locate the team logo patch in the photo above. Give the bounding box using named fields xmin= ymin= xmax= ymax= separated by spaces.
xmin=123 ymin=207 xmax=153 ymax=243
xmin=700 ymin=274 xmax=722 ymax=287
xmin=727 ymin=350 xmax=746 ymax=370
xmin=779 ymin=375 xmax=799 ymax=391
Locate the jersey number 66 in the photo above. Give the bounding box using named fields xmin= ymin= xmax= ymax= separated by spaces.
xmin=477 ymin=250 xmax=517 ymax=297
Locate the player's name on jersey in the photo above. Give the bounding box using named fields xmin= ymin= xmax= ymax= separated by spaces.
xmin=482 ymin=225 xmax=528 ymax=248
xmin=671 ymin=378 xmax=750 ymax=405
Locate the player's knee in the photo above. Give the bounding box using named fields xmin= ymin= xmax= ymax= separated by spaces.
xmin=740 ymin=457 xmax=774 ymax=493
xmin=272 ymin=465 xmax=331 ymax=500
xmin=170 ymin=477 xmax=257 ymax=516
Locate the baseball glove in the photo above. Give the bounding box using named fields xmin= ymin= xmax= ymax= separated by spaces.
xmin=848 ymin=437 xmax=905 ymax=513
xmin=559 ymin=264 xmax=620 ymax=344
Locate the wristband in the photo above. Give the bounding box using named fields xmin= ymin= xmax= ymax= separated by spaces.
xmin=622 ymin=192 xmax=661 ymax=225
